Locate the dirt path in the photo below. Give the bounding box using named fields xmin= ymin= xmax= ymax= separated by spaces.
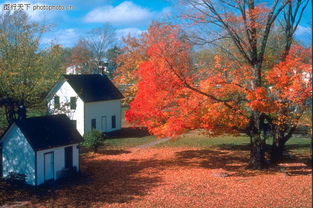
xmin=129 ymin=138 xmax=170 ymax=151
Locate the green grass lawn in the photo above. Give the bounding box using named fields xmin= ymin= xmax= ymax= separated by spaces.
xmin=156 ymin=133 xmax=250 ymax=148
xmin=97 ymin=127 xmax=156 ymax=149
xmin=285 ymin=137 xmax=312 ymax=155
xmin=160 ymin=134 xmax=311 ymax=156
xmin=100 ymin=128 xmax=311 ymax=157
xmin=102 ymin=136 xmax=156 ymax=148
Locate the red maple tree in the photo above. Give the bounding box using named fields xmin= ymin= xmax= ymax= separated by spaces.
xmin=125 ymin=23 xmax=312 ymax=168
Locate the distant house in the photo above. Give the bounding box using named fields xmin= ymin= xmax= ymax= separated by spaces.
xmin=66 ymin=65 xmax=82 ymax=75
xmin=65 ymin=61 xmax=108 ymax=75
xmin=46 ymin=74 xmax=124 ymax=136
xmin=0 ymin=115 xmax=83 ymax=185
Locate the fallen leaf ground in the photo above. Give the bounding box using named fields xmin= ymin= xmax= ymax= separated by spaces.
xmin=1 ymin=146 xmax=311 ymax=208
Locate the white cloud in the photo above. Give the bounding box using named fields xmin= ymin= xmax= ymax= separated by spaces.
xmin=295 ymin=25 xmax=312 ymax=46
xmin=116 ymin=27 xmax=144 ymax=40
xmin=41 ymin=28 xmax=80 ymax=47
xmin=295 ymin=25 xmax=311 ymax=36
xmin=160 ymin=7 xmax=172 ymax=18
xmin=41 ymin=27 xmax=145 ymax=48
xmin=84 ymin=1 xmax=154 ymax=26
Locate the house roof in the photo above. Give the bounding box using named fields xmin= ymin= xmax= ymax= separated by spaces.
xmin=13 ymin=115 xmax=83 ymax=151
xmin=63 ymin=74 xmax=124 ymax=102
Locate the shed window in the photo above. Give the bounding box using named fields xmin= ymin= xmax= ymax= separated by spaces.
xmin=91 ymin=119 xmax=96 ymax=129
xmin=70 ymin=97 xmax=77 ymax=109
xmin=54 ymin=96 xmax=60 ymax=109
xmin=111 ymin=115 xmax=116 ymax=129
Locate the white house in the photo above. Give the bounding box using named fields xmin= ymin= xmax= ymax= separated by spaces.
xmin=66 ymin=62 xmax=108 ymax=75
xmin=66 ymin=65 xmax=82 ymax=75
xmin=0 ymin=115 xmax=83 ymax=186
xmin=46 ymin=74 xmax=124 ymax=136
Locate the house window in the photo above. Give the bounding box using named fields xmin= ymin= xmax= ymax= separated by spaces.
xmin=91 ymin=119 xmax=96 ymax=129
xmin=54 ymin=96 xmax=60 ymax=109
xmin=70 ymin=97 xmax=77 ymax=109
xmin=111 ymin=115 xmax=116 ymax=129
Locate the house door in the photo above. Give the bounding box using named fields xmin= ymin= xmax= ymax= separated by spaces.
xmin=44 ymin=152 xmax=54 ymax=181
xmin=101 ymin=116 xmax=107 ymax=132
xmin=65 ymin=146 xmax=73 ymax=169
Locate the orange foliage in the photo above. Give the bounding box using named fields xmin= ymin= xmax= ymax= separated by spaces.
xmin=68 ymin=41 xmax=92 ymax=68
xmin=126 ymin=23 xmax=312 ymax=138
xmin=246 ymin=87 xmax=278 ymax=113
xmin=265 ymin=45 xmax=312 ymax=127
xmin=113 ymin=35 xmax=147 ymax=104
xmin=126 ymin=23 xmax=249 ymax=137
xmin=266 ymin=46 xmax=312 ymax=105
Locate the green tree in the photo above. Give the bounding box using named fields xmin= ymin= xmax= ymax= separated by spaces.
xmin=83 ymin=129 xmax=104 ymax=153
xmin=40 ymin=44 xmax=71 ymax=88
xmin=106 ymin=46 xmax=121 ymax=79
xmin=113 ymin=35 xmax=147 ymax=105
xmin=0 ymin=11 xmax=46 ymax=123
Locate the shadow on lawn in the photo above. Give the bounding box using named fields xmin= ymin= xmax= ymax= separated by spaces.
xmin=285 ymin=143 xmax=311 ymax=150
xmin=27 ymin=158 xmax=162 ymax=207
xmin=106 ymin=127 xmax=150 ymax=139
xmin=215 ymin=143 xmax=251 ymax=151
xmin=175 ymin=149 xmax=255 ymax=177
xmin=0 ymin=156 xmax=164 ymax=207
xmin=175 ymin=147 xmax=312 ymax=177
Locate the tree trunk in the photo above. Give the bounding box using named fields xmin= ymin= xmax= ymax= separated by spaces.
xmin=4 ymin=103 xmax=17 ymax=124
xmin=270 ymin=137 xmax=286 ymax=164
xmin=270 ymin=126 xmax=296 ymax=164
xmin=247 ymin=112 xmax=267 ymax=169
xmin=248 ymin=135 xmax=266 ymax=169
xmin=94 ymin=145 xmax=98 ymax=153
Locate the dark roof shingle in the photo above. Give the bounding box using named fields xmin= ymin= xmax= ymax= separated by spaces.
xmin=15 ymin=115 xmax=83 ymax=151
xmin=63 ymin=74 xmax=124 ymax=102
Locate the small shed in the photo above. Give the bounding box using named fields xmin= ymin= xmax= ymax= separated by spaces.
xmin=0 ymin=114 xmax=83 ymax=185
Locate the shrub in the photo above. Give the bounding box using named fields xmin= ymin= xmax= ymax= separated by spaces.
xmin=83 ymin=129 xmax=104 ymax=152
xmin=5 ymin=172 xmax=26 ymax=187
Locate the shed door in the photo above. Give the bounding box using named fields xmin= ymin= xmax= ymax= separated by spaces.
xmin=44 ymin=152 xmax=54 ymax=181
xmin=65 ymin=146 xmax=73 ymax=169
xmin=101 ymin=116 xmax=107 ymax=132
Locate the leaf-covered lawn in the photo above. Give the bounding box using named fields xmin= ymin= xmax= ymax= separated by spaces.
xmin=1 ymin=147 xmax=311 ymax=208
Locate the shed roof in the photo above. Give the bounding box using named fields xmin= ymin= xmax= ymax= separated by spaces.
xmin=63 ymin=74 xmax=124 ymax=102
xmin=13 ymin=115 xmax=83 ymax=151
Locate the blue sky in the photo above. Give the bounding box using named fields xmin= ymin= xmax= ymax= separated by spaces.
xmin=1 ymin=0 xmax=312 ymax=48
